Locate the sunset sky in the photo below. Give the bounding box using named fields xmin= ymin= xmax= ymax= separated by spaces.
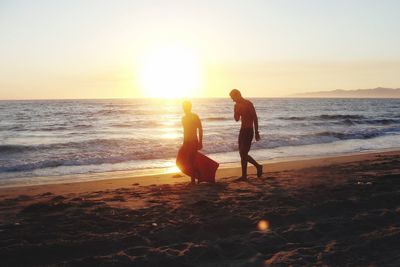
xmin=1 ymin=0 xmax=400 ymax=99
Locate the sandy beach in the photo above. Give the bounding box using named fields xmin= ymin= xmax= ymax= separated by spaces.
xmin=1 ymin=150 xmax=400 ymax=266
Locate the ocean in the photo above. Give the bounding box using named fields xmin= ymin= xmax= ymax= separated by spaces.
xmin=1 ymin=98 xmax=400 ymax=186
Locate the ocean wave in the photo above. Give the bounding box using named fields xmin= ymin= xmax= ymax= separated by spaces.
xmin=319 ymin=114 xmax=365 ymax=120
xmin=333 ymin=118 xmax=400 ymax=126
xmin=255 ymin=128 xmax=398 ymax=150
xmin=364 ymin=119 xmax=400 ymax=125
xmin=0 ymin=125 xmax=26 ymax=131
xmin=279 ymin=116 xmax=307 ymax=121
xmin=311 ymin=131 xmax=380 ymax=140
xmin=0 ymin=151 xmax=178 ymax=173
xmin=0 ymin=160 xmax=65 ymax=173
xmin=279 ymin=114 xmax=366 ymax=121
xmin=204 ymin=117 xmax=230 ymax=121
xmin=279 ymin=114 xmax=400 ymax=127
xmin=111 ymin=123 xmax=132 ymax=128
xmin=97 ymin=109 xmax=133 ymax=116
xmin=52 ymin=109 xmax=135 ymax=118
xmin=0 ymin=137 xmax=180 ymax=163
xmin=0 ymin=145 xmax=30 ymax=153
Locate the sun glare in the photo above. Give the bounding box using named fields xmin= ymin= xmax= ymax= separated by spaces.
xmin=138 ymin=44 xmax=203 ymax=98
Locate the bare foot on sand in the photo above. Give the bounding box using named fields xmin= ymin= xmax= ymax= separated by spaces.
xmin=234 ymin=176 xmax=248 ymax=182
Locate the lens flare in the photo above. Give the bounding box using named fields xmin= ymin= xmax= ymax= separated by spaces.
xmin=257 ymin=219 xmax=270 ymax=232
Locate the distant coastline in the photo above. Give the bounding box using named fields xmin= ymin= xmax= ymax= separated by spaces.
xmin=291 ymin=87 xmax=400 ymax=98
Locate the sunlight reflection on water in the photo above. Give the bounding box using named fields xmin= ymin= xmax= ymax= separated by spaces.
xmin=161 ymin=132 xmax=180 ymax=139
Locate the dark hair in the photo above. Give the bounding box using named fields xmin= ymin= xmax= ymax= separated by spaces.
xmin=229 ymin=89 xmax=241 ymax=97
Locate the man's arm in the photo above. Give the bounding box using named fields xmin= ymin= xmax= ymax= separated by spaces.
xmin=252 ymin=104 xmax=260 ymax=141
xmin=198 ymin=116 xmax=203 ymax=150
xmin=234 ymin=104 xmax=240 ymax=121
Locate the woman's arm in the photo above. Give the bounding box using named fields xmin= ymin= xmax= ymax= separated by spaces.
xmin=198 ymin=117 xmax=203 ymax=150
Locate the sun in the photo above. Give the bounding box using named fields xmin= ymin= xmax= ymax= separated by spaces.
xmin=138 ymin=44 xmax=203 ymax=98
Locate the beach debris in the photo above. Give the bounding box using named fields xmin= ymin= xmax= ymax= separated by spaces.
xmin=152 ymin=222 xmax=158 ymax=227
xmin=356 ymin=181 xmax=373 ymax=185
xmin=257 ymin=219 xmax=269 ymax=232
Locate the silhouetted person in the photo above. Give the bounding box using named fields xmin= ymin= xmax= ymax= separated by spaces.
xmin=181 ymin=100 xmax=203 ymax=184
xmin=229 ymin=89 xmax=263 ymax=181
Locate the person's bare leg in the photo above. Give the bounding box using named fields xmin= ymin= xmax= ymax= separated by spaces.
xmin=247 ymin=155 xmax=263 ymax=177
xmin=241 ymin=153 xmax=248 ymax=179
xmin=247 ymin=155 xmax=258 ymax=166
xmin=235 ymin=148 xmax=249 ymax=181
xmin=236 ymin=136 xmax=251 ymax=181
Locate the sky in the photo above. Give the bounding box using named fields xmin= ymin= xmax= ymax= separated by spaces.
xmin=1 ymin=0 xmax=400 ymax=99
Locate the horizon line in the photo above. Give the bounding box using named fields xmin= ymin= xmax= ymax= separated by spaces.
xmin=1 ymin=96 xmax=400 ymax=101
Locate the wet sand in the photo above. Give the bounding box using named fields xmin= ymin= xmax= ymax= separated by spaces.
xmin=0 ymin=150 xmax=400 ymax=266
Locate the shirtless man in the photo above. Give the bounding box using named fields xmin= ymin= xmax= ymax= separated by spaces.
xmin=229 ymin=89 xmax=263 ymax=181
xmin=181 ymin=100 xmax=203 ymax=184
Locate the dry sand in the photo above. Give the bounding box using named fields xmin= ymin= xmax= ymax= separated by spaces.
xmin=0 ymin=150 xmax=400 ymax=266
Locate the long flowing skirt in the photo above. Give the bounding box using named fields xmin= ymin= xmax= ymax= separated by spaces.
xmin=176 ymin=146 xmax=219 ymax=183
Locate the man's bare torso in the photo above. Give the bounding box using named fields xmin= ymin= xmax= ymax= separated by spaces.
xmin=235 ymin=99 xmax=256 ymax=129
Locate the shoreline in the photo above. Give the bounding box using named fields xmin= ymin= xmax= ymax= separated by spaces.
xmin=3 ymin=143 xmax=400 ymax=189
xmin=1 ymin=148 xmax=399 ymax=197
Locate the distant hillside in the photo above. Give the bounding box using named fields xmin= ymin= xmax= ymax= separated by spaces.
xmin=292 ymin=87 xmax=400 ymax=98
